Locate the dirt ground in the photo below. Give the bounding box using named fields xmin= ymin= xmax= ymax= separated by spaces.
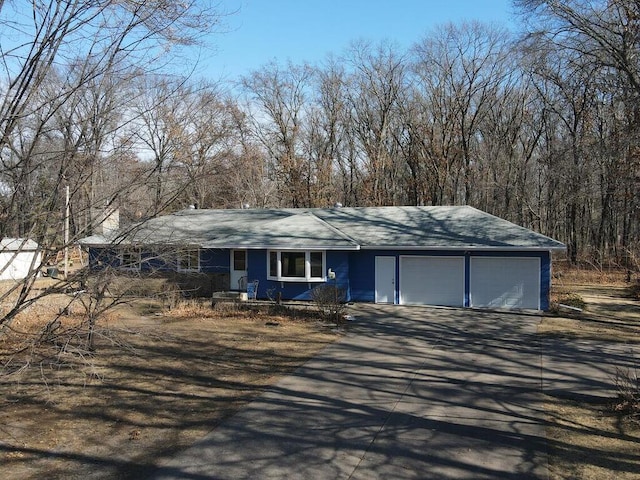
xmin=542 ymin=269 xmax=640 ymax=479
xmin=0 ymin=298 xmax=342 ymax=479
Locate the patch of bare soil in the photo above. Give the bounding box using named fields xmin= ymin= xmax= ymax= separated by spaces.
xmin=0 ymin=300 xmax=342 ymax=479
xmin=542 ymin=270 xmax=640 ymax=479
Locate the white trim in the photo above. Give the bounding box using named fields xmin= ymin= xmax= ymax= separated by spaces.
xmin=267 ymin=250 xmax=326 ymax=282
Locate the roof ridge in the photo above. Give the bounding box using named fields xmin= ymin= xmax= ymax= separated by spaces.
xmin=306 ymin=212 xmax=360 ymax=247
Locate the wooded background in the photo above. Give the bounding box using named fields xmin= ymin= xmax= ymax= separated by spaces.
xmin=1 ymin=0 xmax=639 ymax=269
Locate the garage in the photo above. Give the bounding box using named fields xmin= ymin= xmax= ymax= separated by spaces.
xmin=470 ymin=257 xmax=540 ymax=309
xmin=400 ymin=256 xmax=464 ymax=307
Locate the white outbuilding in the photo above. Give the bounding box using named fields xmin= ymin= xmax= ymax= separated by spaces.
xmin=0 ymin=238 xmax=41 ymax=281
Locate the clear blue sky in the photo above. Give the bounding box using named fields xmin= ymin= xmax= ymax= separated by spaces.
xmin=201 ymin=0 xmax=517 ymax=81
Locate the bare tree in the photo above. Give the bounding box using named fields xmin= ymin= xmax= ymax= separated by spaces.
xmin=241 ymin=61 xmax=314 ymax=207
xmin=412 ymin=22 xmax=511 ymax=205
xmin=475 ymin=66 xmax=546 ymax=228
xmin=130 ymin=76 xmax=183 ymax=214
xmin=171 ymin=84 xmax=237 ymax=208
xmin=516 ymin=0 xmax=640 ymax=265
xmin=344 ymin=41 xmax=407 ymax=206
xmin=224 ymin=101 xmax=276 ymax=208
xmin=0 ymin=0 xmax=225 ymax=334
xmin=302 ymin=60 xmax=349 ymax=207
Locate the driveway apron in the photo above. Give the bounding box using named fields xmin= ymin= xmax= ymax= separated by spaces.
xmin=152 ymin=305 xmax=548 ymax=479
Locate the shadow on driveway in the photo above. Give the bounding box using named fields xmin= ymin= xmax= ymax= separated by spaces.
xmin=150 ymin=304 xmax=637 ymax=480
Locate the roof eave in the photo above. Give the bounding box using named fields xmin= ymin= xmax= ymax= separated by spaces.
xmin=204 ymin=244 xmax=361 ymax=251
xmin=360 ymin=245 xmax=567 ymax=252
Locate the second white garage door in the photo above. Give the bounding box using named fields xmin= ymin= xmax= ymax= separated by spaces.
xmin=399 ymin=256 xmax=464 ymax=307
xmin=470 ymin=257 xmax=540 ymax=309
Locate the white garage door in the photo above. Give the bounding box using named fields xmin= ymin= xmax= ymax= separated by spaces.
xmin=400 ymin=256 xmax=464 ymax=307
xmin=470 ymin=257 xmax=540 ymax=309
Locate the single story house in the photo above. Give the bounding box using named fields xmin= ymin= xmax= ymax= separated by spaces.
xmin=79 ymin=206 xmax=566 ymax=310
xmin=0 ymin=238 xmax=42 ymax=281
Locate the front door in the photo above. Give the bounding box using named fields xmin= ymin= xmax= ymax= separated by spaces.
xmin=375 ymin=256 xmax=396 ymax=303
xmin=230 ymin=249 xmax=247 ymax=291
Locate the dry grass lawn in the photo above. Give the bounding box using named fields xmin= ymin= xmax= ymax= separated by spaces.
xmin=542 ymin=267 xmax=640 ymax=479
xmin=0 ymin=295 xmax=342 ymax=479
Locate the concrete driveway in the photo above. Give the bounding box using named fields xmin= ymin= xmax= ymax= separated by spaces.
xmin=151 ymin=304 xmax=562 ymax=479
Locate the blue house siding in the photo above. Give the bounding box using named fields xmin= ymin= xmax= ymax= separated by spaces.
xmin=90 ymin=246 xmax=230 ymax=274
xmin=89 ymin=245 xmax=553 ymax=310
xmin=246 ymin=249 xmax=268 ymax=298
xmin=329 ymin=251 xmax=351 ymax=301
xmin=200 ymin=249 xmax=229 ymax=274
xmin=348 ymin=250 xmax=376 ymax=303
xmin=540 ymin=251 xmax=551 ymax=311
xmin=140 ymin=250 xmax=171 ymax=272
xmin=88 ymin=247 xmax=118 ymax=269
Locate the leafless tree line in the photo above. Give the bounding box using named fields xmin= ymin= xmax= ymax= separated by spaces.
xmin=235 ymin=2 xmax=639 ymax=268
xmin=1 ymin=0 xmax=639 ymax=332
xmin=0 ymin=0 xmax=227 ymax=331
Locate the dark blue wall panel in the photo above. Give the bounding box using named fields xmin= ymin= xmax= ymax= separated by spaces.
xmin=540 ymin=251 xmax=551 ymax=311
xmin=200 ymin=249 xmax=229 ymax=274
xmin=348 ymin=250 xmax=376 ymax=302
xmin=88 ymin=247 xmax=118 ymax=269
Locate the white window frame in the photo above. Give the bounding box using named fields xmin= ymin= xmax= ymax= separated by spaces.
xmin=120 ymin=247 xmax=141 ymax=271
xmin=177 ymin=248 xmax=200 ymax=273
xmin=267 ymin=250 xmax=326 ymax=282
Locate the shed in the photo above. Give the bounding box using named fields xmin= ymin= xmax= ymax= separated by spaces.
xmin=0 ymin=238 xmax=41 ymax=281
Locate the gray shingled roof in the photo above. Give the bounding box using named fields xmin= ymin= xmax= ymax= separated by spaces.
xmin=205 ymin=212 xmax=359 ymax=250
xmin=79 ymin=206 xmax=566 ymax=251
xmin=313 ymin=206 xmax=566 ymax=250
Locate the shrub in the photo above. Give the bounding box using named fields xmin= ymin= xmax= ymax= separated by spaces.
xmin=310 ymin=284 xmax=346 ymax=322
xmin=555 ymin=292 xmax=587 ymax=310
xmin=612 ymin=367 xmax=640 ymax=425
xmin=630 ymin=280 xmax=640 ymax=301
